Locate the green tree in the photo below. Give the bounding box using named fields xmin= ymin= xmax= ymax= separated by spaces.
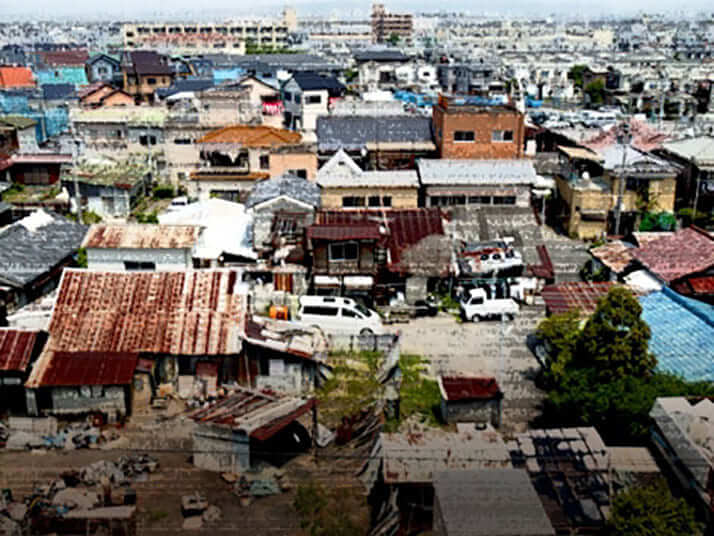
xmin=578 ymin=287 xmax=655 ymax=381
xmin=584 ymin=78 xmax=606 ymax=106
xmin=387 ymin=33 xmax=400 ymax=46
xmin=535 ymin=310 xmax=581 ymax=386
xmin=608 ymin=479 xmax=702 ymax=536
xmin=568 ymin=64 xmax=588 ymax=88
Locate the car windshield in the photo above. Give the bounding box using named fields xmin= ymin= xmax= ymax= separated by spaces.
xmin=355 ymin=303 xmax=371 ymax=317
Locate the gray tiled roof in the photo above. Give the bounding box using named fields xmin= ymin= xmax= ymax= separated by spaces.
xmin=417 ymin=159 xmax=538 ymax=185
xmin=245 ymin=176 xmax=321 ymax=209
xmin=317 ymin=115 xmax=433 ymax=152
xmin=433 ymin=469 xmax=555 ymax=536
xmin=0 ymin=210 xmax=88 ymax=288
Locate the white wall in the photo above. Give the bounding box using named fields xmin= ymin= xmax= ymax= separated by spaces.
xmin=86 ymin=247 xmax=192 ymax=270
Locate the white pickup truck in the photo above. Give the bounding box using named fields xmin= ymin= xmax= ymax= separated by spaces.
xmin=459 ymin=288 xmax=519 ymax=322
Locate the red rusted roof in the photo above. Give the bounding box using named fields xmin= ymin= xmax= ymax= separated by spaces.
xmin=0 ymin=67 xmax=35 ymax=88
xmin=307 ymin=222 xmax=382 ymax=241
xmin=32 ymin=352 xmax=138 ymax=386
xmin=688 ymin=276 xmax=714 ymax=295
xmin=82 ymin=224 xmax=202 ymax=249
xmin=528 ymin=244 xmax=555 ymax=280
xmin=541 ymin=281 xmax=615 ymax=316
xmin=314 ymin=208 xmax=445 ymax=270
xmin=439 ymin=376 xmax=502 ymax=402
xmin=631 ymin=227 xmax=714 ymax=283
xmin=40 ymin=49 xmax=89 ymax=66
xmin=0 ymin=329 xmax=40 ymax=373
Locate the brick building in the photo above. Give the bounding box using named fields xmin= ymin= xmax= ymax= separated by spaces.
xmin=432 ymin=94 xmax=525 ymax=159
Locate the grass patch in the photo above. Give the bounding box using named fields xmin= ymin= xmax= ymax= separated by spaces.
xmin=146 ymin=509 xmax=169 ymax=524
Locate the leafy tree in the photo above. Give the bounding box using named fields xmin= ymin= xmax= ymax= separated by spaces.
xmin=568 ymin=64 xmax=588 ymax=88
xmin=639 ymin=212 xmax=676 ymax=232
xmin=584 ymin=78 xmax=606 ymax=106
xmin=76 ymin=247 xmax=87 ymax=269
xmin=608 ymin=479 xmax=702 ymax=536
xmin=535 ymin=310 xmax=581 ymax=386
xmin=387 ymin=33 xmax=400 ymax=46
xmin=579 ymin=287 xmax=655 ymax=381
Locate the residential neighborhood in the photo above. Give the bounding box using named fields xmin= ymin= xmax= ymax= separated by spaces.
xmin=1 ymin=2 xmax=714 ymax=535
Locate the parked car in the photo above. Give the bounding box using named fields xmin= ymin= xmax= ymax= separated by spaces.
xmin=459 ymin=288 xmax=519 ymax=322
xmin=297 ymin=296 xmax=385 ymax=336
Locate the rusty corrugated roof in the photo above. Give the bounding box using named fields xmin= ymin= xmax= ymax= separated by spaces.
xmin=197 ymin=125 xmax=302 ymax=146
xmin=307 ymin=222 xmax=382 ymax=241
xmin=30 ymin=351 xmax=138 ymax=386
xmin=632 ymin=227 xmax=714 ymax=283
xmin=82 ymin=224 xmax=202 ymax=249
xmin=439 ymin=376 xmax=502 ymax=402
xmin=0 ymin=329 xmax=41 ymax=372
xmin=541 ymin=281 xmax=615 ymax=316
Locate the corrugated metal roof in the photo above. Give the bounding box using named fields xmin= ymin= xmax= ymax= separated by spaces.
xmin=0 ymin=329 xmax=40 ymax=372
xmin=197 ymin=125 xmax=302 ymax=146
xmin=0 ymin=67 xmax=35 ymax=88
xmin=307 ymin=222 xmax=382 ymax=241
xmin=316 ymin=115 xmax=433 ymax=152
xmin=589 ymin=240 xmax=635 ymax=274
xmin=82 ymin=224 xmax=201 ymax=249
xmin=31 ymin=351 xmax=139 ymax=386
xmin=688 ymin=276 xmax=714 ymax=294
xmin=417 ymin=158 xmax=537 ymax=185
xmin=438 ymin=376 xmax=502 ymax=402
xmin=541 ymin=281 xmax=614 ymax=316
xmin=632 ymin=227 xmax=714 ymax=283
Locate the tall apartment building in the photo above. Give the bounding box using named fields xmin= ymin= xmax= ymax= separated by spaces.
xmin=122 ymin=14 xmax=291 ymax=55
xmin=371 ymin=3 xmax=413 ymax=44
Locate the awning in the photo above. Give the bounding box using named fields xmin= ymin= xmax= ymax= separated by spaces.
xmin=344 ymin=275 xmax=374 ymax=289
xmin=314 ymin=275 xmax=341 ymax=287
xmin=558 ymin=145 xmax=603 ymax=162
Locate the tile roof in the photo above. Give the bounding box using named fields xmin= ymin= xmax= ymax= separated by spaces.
xmin=584 ymin=118 xmax=669 ymax=153
xmin=188 ymin=385 xmax=316 ymax=440
xmin=631 ymin=227 xmax=714 ymax=283
xmin=288 ymin=71 xmax=345 ymax=92
xmin=417 ymin=159 xmax=538 ymax=185
xmin=0 ymin=67 xmax=35 ymax=88
xmin=245 ymin=175 xmax=321 ymax=209
xmin=42 ymin=83 xmax=76 ymax=101
xmin=197 ymin=125 xmax=302 ymax=146
xmin=0 ymin=210 xmax=88 ymax=288
xmin=127 ymin=51 xmax=172 ymax=76
xmin=317 ymin=151 xmax=418 ymax=188
xmin=307 ymin=222 xmax=382 ymax=241
xmin=438 ymin=376 xmax=502 ymax=402
xmin=29 ymin=351 xmax=139 ymax=386
xmin=662 ymin=136 xmax=714 ymax=167
xmin=541 ymin=281 xmax=615 ymax=316
xmin=25 ymin=269 xmax=246 ymax=388
xmin=589 ymin=240 xmax=635 ymax=274
xmin=354 ymin=50 xmax=410 ymax=62
xmin=82 ymin=224 xmax=201 ymax=249
xmin=433 ymin=469 xmax=555 ymax=536
xmin=639 ymin=288 xmax=714 ymax=382
xmin=0 ymin=115 xmax=37 ymax=129
xmin=0 ymin=329 xmax=41 ymax=373
xmin=40 ymin=49 xmax=89 ymax=67
xmin=316 ymin=115 xmax=433 ymax=152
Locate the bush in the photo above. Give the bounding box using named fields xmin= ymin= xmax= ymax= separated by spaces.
xmin=81 ymin=210 xmax=102 ymax=224
xmin=639 ymin=211 xmax=676 ymax=232
xmin=135 ymin=211 xmax=158 ymax=224
xmin=152 ymin=184 xmax=175 ymax=199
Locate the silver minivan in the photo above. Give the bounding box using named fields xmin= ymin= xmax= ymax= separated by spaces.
xmin=297 ymin=296 xmax=385 ymax=336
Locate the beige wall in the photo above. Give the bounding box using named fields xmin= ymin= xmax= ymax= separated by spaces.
xmin=321 ymin=186 xmax=418 ymax=209
xmin=269 ymin=152 xmax=318 ymax=180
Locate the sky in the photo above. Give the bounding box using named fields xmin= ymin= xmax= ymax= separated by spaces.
xmin=1 ymin=0 xmax=712 ymax=20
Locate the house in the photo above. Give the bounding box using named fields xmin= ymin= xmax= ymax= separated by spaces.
xmin=78 ymin=82 xmax=134 ymax=108
xmin=282 ymin=72 xmax=346 ymax=132
xmin=509 ymin=427 xmax=611 ymax=533
xmin=85 ymin=54 xmax=122 ymax=84
xmin=191 ymin=125 xmax=316 ymax=201
xmin=316 ymin=149 xmax=419 ymax=209
xmin=0 ymin=115 xmax=39 ymax=154
xmin=41 ymin=83 xmax=76 ymax=104
xmin=61 ymin=156 xmax=152 ymax=218
xmin=540 ymin=281 xmax=615 ymax=316
xmin=4 ymin=153 xmax=72 ymax=187
xmin=81 ymin=224 xmax=203 ymax=271
xmin=437 ymin=376 xmax=503 ymax=428
xmin=190 ymin=385 xmax=316 ymax=473
xmin=0 ymin=329 xmax=46 ymax=413
xmin=432 ymin=94 xmax=525 ymax=159
xmin=353 ymin=49 xmax=410 ymax=90
xmin=650 ymin=397 xmax=714 ymax=525
xmin=34 ymin=66 xmax=89 ymax=88
xmin=555 ymin=143 xmax=679 ymax=239
xmin=158 ymin=197 xmax=256 ymax=266
xmin=0 ymin=210 xmax=87 ymax=315
xmin=416 ymin=158 xmax=540 ymax=208
xmin=0 ymin=67 xmax=35 ymax=89
xmin=432 ymin=469 xmax=555 ymax=536
xmin=121 ymin=51 xmax=174 ymax=103
xmin=24 ymin=269 xmax=247 ymax=416
xmin=438 ymin=62 xmax=502 ymax=95
xmin=317 ymin=115 xmax=437 ymax=170
xmin=245 ymin=175 xmax=321 ymax=259
xmin=226 ymin=76 xmax=283 ymax=130
xmin=658 ymin=136 xmax=714 ymax=215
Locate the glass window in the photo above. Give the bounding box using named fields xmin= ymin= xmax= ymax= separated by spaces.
xmin=302 ymin=306 xmax=338 ymax=316
xmin=454 ymin=130 xmax=475 ymax=142
xmin=260 ymin=155 xmax=270 ymax=169
xmin=306 ymin=95 xmax=322 ymax=104
xmin=341 ymin=308 xmax=359 ymax=318
xmin=492 ymin=130 xmax=514 ymax=142
xmin=342 ymin=196 xmax=365 ymax=208
xmin=329 ymin=242 xmax=359 ymax=261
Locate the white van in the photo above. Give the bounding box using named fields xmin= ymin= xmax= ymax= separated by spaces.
xmin=297 ymin=296 xmax=385 ymax=336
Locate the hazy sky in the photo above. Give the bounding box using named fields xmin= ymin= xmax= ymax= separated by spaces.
xmin=1 ymin=0 xmax=712 ymax=20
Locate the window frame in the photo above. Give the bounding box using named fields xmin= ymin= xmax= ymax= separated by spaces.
xmin=329 ymin=241 xmax=360 ymax=262
xmin=454 ymin=130 xmax=475 ymax=143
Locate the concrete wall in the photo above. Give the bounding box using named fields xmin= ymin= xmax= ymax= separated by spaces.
xmin=426 ymin=185 xmax=531 ymax=208
xmin=86 ymin=247 xmax=192 ymax=271
xmin=18 ymin=125 xmax=39 ymax=153
xmin=50 ymin=385 xmax=127 ymax=416
xmin=321 ymin=186 xmax=418 ymax=209
xmin=193 ymin=424 xmax=250 ymax=473
xmin=252 ymin=197 xmax=315 ymax=252
xmin=440 ymin=398 xmax=502 ymax=428
xmin=269 ymin=151 xmax=317 ymax=180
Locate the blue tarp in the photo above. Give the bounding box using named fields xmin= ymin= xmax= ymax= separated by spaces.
xmin=35 ymin=67 xmax=88 ymax=87
xmin=0 ymin=93 xmax=30 ymax=114
xmin=640 ymin=287 xmax=714 ymax=382
xmin=213 ymin=68 xmax=245 ymax=85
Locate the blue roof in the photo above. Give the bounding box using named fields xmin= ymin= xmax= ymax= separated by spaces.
xmin=639 ymin=288 xmax=714 ymax=382
xmin=35 ymin=67 xmax=88 ymax=87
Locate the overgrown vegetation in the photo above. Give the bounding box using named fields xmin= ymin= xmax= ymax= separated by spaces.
xmin=584 ymin=78 xmax=606 ymax=106
xmin=568 ymin=64 xmax=588 ymax=88
xmin=536 ymin=287 xmax=714 ymax=443
xmin=75 ymin=247 xmax=87 ymax=268
xmin=80 ymin=210 xmax=102 ymax=224
xmin=152 ymin=184 xmax=175 ymax=199
xmin=135 ymin=211 xmax=159 ymax=224
xmin=678 ymin=207 xmax=712 ymax=228
xmin=294 ymin=481 xmax=365 ymax=536
xmin=639 ymin=211 xmax=677 ymax=232
xmin=607 ymin=479 xmax=702 ymax=536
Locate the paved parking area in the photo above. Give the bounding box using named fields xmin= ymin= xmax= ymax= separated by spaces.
xmin=393 ymin=304 xmax=547 ymax=435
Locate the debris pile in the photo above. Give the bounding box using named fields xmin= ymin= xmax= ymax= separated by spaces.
xmin=2 ymin=420 xmax=108 ymax=451
xmin=181 ymin=493 xmax=222 ymax=529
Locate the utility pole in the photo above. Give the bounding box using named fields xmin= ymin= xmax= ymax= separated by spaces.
xmin=692 ymin=158 xmax=701 ymax=220
xmin=613 ymin=123 xmax=631 ymax=236
xmin=71 ymin=133 xmax=83 ymax=223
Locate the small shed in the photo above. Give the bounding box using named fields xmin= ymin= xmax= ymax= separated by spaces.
xmin=437 ymin=376 xmax=503 ymax=428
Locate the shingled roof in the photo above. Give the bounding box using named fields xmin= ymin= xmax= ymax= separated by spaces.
xmin=245 ymin=175 xmax=321 ymax=209
xmin=316 ymin=116 xmax=434 ymax=152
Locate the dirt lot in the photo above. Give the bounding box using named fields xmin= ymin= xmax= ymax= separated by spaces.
xmin=393 ymin=303 xmax=547 ymax=435
xmin=0 ymin=446 xmax=365 ymax=535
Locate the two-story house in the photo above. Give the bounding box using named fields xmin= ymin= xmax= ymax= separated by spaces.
xmin=122 ymin=51 xmax=174 ymax=104
xmin=282 ymin=72 xmax=346 ymax=133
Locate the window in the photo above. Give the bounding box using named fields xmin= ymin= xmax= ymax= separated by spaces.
xmin=454 ymin=130 xmax=475 ymax=142
xmin=306 ymin=94 xmax=322 ymax=104
xmin=341 ymin=308 xmax=360 ymax=318
xmin=329 ymin=242 xmax=359 ymax=261
xmin=302 ymin=306 xmax=339 ymax=316
xmin=468 ymin=195 xmax=491 ymax=204
xmin=283 ymin=91 xmax=292 ymax=102
xmin=174 ymin=138 xmax=192 ymax=145
xmin=368 ymin=196 xmax=392 ymax=207
xmin=124 ymin=261 xmax=156 ymax=271
xmin=430 ymin=195 xmax=465 ymax=206
xmin=259 ymin=155 xmax=270 ymax=169
xmin=289 ymin=168 xmax=307 ymax=179
xmin=147 ymin=77 xmax=157 ymax=85
xmin=294 ymin=94 xmax=302 ymax=104
xmin=492 ymin=130 xmax=514 ymax=142
xmin=342 ymin=196 xmax=365 ymax=208
xmin=492 ymin=196 xmax=516 ymax=205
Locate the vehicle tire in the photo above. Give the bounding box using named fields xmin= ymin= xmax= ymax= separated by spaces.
xmin=470 ymin=314 xmax=480 ymax=323
xmin=360 ymin=328 xmax=374 ymax=336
